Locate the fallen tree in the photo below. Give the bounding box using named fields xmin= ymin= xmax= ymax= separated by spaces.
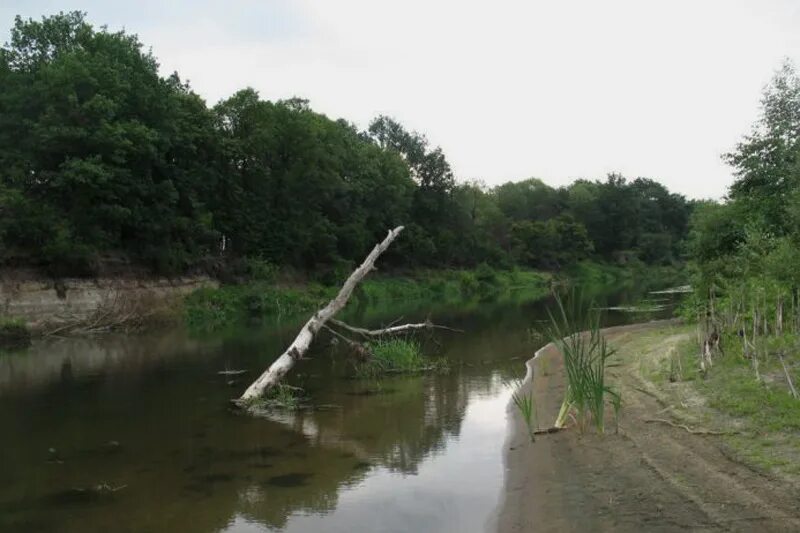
xmin=237 ymin=226 xmax=456 ymax=406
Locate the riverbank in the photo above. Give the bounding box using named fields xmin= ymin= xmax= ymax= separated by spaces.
xmin=0 ymin=270 xmax=216 ymax=338
xmin=497 ymin=321 xmax=800 ymax=532
xmin=0 ymin=260 xmax=683 ymax=339
xmin=183 ymin=267 xmax=551 ymax=331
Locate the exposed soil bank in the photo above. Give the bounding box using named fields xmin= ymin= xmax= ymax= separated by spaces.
xmin=0 ymin=269 xmax=216 ymax=330
xmin=496 ymin=321 xmax=800 ymax=532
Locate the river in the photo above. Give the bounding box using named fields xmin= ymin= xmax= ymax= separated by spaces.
xmin=0 ymin=283 xmax=673 ymax=532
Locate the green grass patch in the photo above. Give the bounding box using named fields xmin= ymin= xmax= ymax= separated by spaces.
xmin=701 ymin=358 xmax=800 ymax=432
xmin=184 ymin=281 xmax=334 ymax=331
xmin=353 ymin=338 xmax=448 ymax=378
xmin=566 ymin=260 xmax=686 ymax=295
xmin=355 ymin=267 xmax=548 ymax=305
xmin=184 ymin=267 xmax=549 ymax=332
xmin=646 ymin=336 xmax=702 ymax=385
xmin=252 ymin=383 xmax=306 ymax=410
xmin=0 ymin=318 xmax=31 ymax=350
xmin=665 ymin=333 xmax=800 ymax=433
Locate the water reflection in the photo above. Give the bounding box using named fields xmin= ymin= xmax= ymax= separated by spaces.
xmin=0 ymin=284 xmax=671 ymax=532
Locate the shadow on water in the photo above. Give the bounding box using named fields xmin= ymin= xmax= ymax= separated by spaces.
xmin=0 ymin=277 xmax=680 ymax=532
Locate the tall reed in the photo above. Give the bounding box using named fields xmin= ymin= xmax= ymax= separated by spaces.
xmin=506 ymin=377 xmax=537 ymax=442
xmin=544 ymin=292 xmax=619 ymax=433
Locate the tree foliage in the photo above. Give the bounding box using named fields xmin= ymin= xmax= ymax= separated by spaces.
xmin=687 ymin=60 xmax=800 ymax=317
xmin=0 ymin=12 xmax=693 ymax=277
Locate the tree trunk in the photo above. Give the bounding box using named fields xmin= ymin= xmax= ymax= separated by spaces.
xmin=237 ymin=226 xmax=404 ymax=404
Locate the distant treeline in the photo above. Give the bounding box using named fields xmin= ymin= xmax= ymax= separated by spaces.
xmin=0 ymin=13 xmax=693 ymax=277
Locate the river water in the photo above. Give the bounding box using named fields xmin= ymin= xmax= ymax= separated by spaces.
xmin=0 ymin=284 xmax=671 ymax=532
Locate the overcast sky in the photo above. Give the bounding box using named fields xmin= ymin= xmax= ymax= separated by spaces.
xmin=3 ymin=1 xmax=800 ymax=199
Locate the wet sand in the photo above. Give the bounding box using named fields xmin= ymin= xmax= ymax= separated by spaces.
xmin=495 ymin=320 xmax=800 ymax=532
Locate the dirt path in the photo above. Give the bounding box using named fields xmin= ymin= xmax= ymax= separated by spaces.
xmin=495 ymin=321 xmax=800 ymax=532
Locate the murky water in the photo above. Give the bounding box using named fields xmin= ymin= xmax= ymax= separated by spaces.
xmin=0 ymin=285 xmax=673 ymax=532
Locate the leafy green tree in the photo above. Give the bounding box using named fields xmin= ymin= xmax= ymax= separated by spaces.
xmin=511 ymin=215 xmax=593 ymax=269
xmin=0 ymin=12 xmax=220 ymax=273
xmin=214 ymin=92 xmax=414 ymax=270
xmin=726 ymin=60 xmax=800 ymax=234
xmin=495 ymin=178 xmax=565 ymax=222
xmin=367 ymin=116 xmax=458 ymax=265
xmin=0 ymin=12 xmax=693 ymax=277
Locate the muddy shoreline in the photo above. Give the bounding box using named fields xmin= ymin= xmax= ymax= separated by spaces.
xmin=494 ymin=320 xmax=800 ymax=532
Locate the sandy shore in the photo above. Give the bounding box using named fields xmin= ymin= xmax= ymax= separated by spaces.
xmin=493 ymin=320 xmax=800 ymax=532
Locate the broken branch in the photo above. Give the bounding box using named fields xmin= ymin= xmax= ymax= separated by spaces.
xmin=643 ymin=418 xmax=737 ymax=435
xmin=329 ymin=318 xmax=463 ymax=338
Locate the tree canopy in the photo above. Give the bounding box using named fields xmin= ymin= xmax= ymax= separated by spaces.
xmin=0 ymin=12 xmax=693 ymax=277
xmin=687 ymin=60 xmax=800 ymax=297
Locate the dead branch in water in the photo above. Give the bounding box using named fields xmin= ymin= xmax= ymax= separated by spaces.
xmin=643 ymin=418 xmax=737 ymax=435
xmin=236 ymin=227 xmax=465 ymax=407
xmin=329 ymin=318 xmax=463 ymax=337
xmin=238 ymin=227 xmax=407 ymax=404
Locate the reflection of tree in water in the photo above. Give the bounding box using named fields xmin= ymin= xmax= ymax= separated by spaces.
xmin=7 ymin=288 xmax=645 ymax=532
xmin=235 ymin=374 xmax=485 ymax=529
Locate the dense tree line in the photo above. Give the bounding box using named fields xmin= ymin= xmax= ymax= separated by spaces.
xmin=0 ymin=13 xmax=692 ymax=277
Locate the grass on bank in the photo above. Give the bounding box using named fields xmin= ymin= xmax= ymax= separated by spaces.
xmin=646 ymin=332 xmax=800 ymax=433
xmin=0 ymin=317 xmax=31 ymax=350
xmin=639 ymin=326 xmax=800 ymax=478
xmin=184 ymin=265 xmax=550 ymax=332
xmin=352 ymin=338 xmax=448 ymax=378
xmin=250 ymin=383 xmax=306 ymax=410
xmin=506 ymin=377 xmax=538 ymax=442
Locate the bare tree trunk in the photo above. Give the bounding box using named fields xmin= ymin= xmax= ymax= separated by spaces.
xmin=778 ymin=352 xmax=798 ymax=399
xmin=237 ymin=226 xmax=404 ymax=404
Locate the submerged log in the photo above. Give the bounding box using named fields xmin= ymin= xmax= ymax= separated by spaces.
xmin=237 ymin=226 xmax=404 ymax=404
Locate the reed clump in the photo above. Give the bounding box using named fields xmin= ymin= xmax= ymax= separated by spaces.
xmin=545 ymin=293 xmax=620 ymax=434
xmin=353 ymin=338 xmax=448 ymax=378
xmin=506 ymin=377 xmax=537 ymax=442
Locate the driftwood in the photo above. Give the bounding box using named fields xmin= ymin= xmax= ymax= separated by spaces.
xmin=643 ymin=418 xmax=737 ymax=435
xmin=218 ymin=370 xmax=248 ymax=376
xmin=329 ymin=318 xmax=463 ymax=338
xmin=532 ymin=426 xmax=563 ymax=435
xmin=238 ymin=227 xmax=405 ymax=404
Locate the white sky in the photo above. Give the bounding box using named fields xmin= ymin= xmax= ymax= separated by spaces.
xmin=4 ymin=0 xmax=800 ymax=199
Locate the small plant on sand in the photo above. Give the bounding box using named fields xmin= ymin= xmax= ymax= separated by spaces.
xmin=506 ymin=377 xmax=537 ymax=442
xmin=545 ymin=292 xmax=620 ymax=434
xmin=353 ymin=338 xmax=448 ymax=378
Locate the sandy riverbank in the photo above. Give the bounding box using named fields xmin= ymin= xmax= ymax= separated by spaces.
xmin=494 ymin=320 xmax=800 ymax=532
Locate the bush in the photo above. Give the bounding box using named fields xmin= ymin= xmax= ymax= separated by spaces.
xmin=475 ymin=262 xmax=498 ymax=285
xmin=0 ymin=318 xmax=31 ymax=350
xmin=245 ymin=258 xmax=278 ymax=281
xmin=183 ymin=283 xmax=331 ymax=331
xmin=354 ymin=338 xmax=448 ymax=377
xmin=458 ymin=271 xmax=480 ymax=295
